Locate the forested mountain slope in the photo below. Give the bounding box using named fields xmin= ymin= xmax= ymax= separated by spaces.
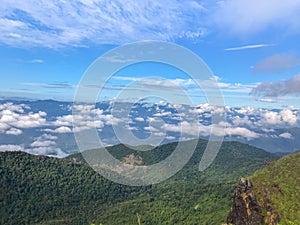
xmin=0 ymin=140 xmax=278 ymax=225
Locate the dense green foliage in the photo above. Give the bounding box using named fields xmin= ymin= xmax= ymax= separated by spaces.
xmin=0 ymin=152 xmax=146 ymax=225
xmin=88 ymin=141 xmax=278 ymax=225
xmin=250 ymin=152 xmax=300 ymax=225
xmin=0 ymin=139 xmax=278 ymax=224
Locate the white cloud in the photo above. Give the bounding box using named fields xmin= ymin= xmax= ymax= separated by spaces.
xmin=134 ymin=117 xmax=144 ymax=122
xmin=40 ymin=134 xmax=57 ymax=140
xmin=161 ymin=120 xmax=260 ymax=140
xmin=30 ymin=134 xmax=57 ymax=147
xmin=25 ymin=133 xmax=66 ymax=157
xmin=144 ymin=126 xmax=159 ymax=132
xmin=153 ymin=111 xmax=172 ymax=117
xmin=112 ymin=76 xmax=196 ymax=90
xmin=25 ymin=146 xmax=67 ymax=158
xmin=279 ymin=132 xmax=293 ymax=139
xmin=6 ymin=127 xmax=22 ymax=135
xmin=54 ymin=114 xmax=73 ymax=126
xmin=28 ymin=59 xmax=44 ymax=63
xmin=55 ymin=126 xmax=72 ymax=133
xmin=256 ymin=98 xmax=277 ymax=103
xmin=0 ymin=0 xmax=207 ymax=48
xmin=213 ymin=0 xmax=300 ymax=36
xmin=225 ymin=127 xmax=260 ymax=140
xmin=31 ymin=140 xmax=56 ymax=147
xmin=280 ymin=109 xmax=297 ymax=125
xmin=0 ymin=131 xmax=66 ymax=157
xmin=262 ymin=111 xmax=282 ymax=125
xmin=0 ymin=144 xmax=23 ymax=152
xmin=225 ymin=44 xmax=272 ymax=51
xmin=0 ymin=102 xmax=47 ymax=133
xmin=231 ymin=115 xmax=252 ymax=127
xmin=165 ymin=135 xmax=176 ymax=140
xmin=59 ymin=104 xmax=122 ymax=133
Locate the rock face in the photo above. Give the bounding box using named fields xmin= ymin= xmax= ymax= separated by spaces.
xmin=227 ymin=178 xmax=263 ymax=225
xmin=259 ymin=186 xmax=281 ymax=225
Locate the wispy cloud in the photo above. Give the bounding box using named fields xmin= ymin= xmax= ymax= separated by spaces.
xmin=110 ymin=75 xmax=256 ymax=96
xmin=225 ymin=44 xmax=272 ymax=51
xmin=21 ymin=82 xmax=74 ymax=89
xmin=213 ymin=0 xmax=300 ymax=37
xmin=0 ymin=0 xmax=208 ymax=48
xmin=253 ymin=54 xmax=300 ymax=73
xmin=28 ymin=59 xmax=44 ymax=63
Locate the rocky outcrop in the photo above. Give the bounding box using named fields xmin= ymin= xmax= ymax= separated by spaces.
xmin=123 ymin=153 xmax=143 ymax=165
xmin=227 ymin=178 xmax=263 ymax=225
xmin=259 ymin=186 xmax=281 ymax=225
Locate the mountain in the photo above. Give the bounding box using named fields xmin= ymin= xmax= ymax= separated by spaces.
xmin=0 ymin=151 xmax=147 ymax=225
xmin=0 ymin=139 xmax=278 ymax=225
xmin=251 ymin=151 xmax=300 ymax=224
xmin=226 ymin=178 xmax=263 ymax=225
xmin=225 ymin=152 xmax=300 ymax=225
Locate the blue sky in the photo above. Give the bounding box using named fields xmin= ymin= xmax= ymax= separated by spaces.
xmin=1 ymin=0 xmax=300 ymax=108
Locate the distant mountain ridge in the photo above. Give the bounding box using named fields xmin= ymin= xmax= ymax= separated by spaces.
xmin=1 ymin=99 xmax=300 ymax=157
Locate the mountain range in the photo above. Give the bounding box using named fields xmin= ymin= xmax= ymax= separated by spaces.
xmin=0 ymin=138 xmax=282 ymax=225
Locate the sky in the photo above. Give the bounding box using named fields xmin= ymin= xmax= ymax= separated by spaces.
xmin=1 ymin=0 xmax=300 ymax=108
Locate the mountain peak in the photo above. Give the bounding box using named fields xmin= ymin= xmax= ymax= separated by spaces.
xmin=226 ymin=178 xmax=263 ymax=225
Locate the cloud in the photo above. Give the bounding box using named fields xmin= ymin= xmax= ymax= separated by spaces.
xmin=213 ymin=0 xmax=300 ymax=36
xmin=0 ymin=142 xmax=66 ymax=158
xmin=225 ymin=44 xmax=272 ymax=51
xmin=261 ymin=109 xmax=297 ymax=126
xmin=0 ymin=144 xmax=23 ymax=152
xmin=279 ymin=132 xmax=293 ymax=139
xmin=31 ymin=140 xmax=56 ymax=147
xmin=256 ymin=98 xmax=277 ymax=103
xmin=22 ymin=82 xmax=74 ymax=89
xmin=0 ymin=0 xmax=207 ymax=48
xmin=6 ymin=127 xmax=22 ymax=135
xmin=224 ymin=127 xmax=260 ymax=140
xmin=251 ymin=74 xmax=300 ymax=97
xmin=40 ymin=134 xmax=57 ymax=140
xmin=28 ymin=59 xmax=44 ymax=63
xmin=134 ymin=117 xmax=144 ymax=122
xmin=161 ymin=120 xmax=260 ymax=140
xmin=0 ymin=102 xmax=47 ymax=134
xmin=26 ymin=133 xmax=66 ymax=157
xmin=54 ymin=104 xmax=122 ymax=133
xmin=108 ymin=76 xmax=253 ymax=101
xmin=30 ymin=134 xmax=57 ymax=147
xmin=26 ymin=146 xmax=67 ymax=158
xmin=153 ymin=111 xmax=172 ymax=117
xmin=165 ymin=135 xmax=176 ymax=140
xmin=253 ymin=54 xmax=300 ymax=73
xmin=280 ymin=109 xmax=298 ymax=125
xmin=55 ymin=126 xmax=73 ymax=133
xmin=112 ymin=76 xmax=195 ymax=89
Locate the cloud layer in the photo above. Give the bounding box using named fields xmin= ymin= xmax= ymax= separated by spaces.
xmin=0 ymin=103 xmax=47 ymax=135
xmin=2 ymin=1 xmax=300 ymax=48
xmin=1 ymin=101 xmax=300 ymax=156
xmin=0 ymin=0 xmax=207 ymax=48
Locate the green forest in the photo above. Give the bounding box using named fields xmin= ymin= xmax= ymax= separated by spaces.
xmin=1 ymin=139 xmax=298 ymax=224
